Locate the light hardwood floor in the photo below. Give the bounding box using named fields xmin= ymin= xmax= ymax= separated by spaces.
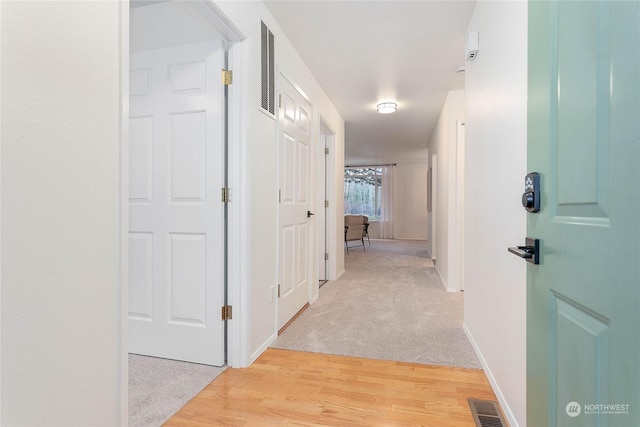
xmin=165 ymin=348 xmax=497 ymax=426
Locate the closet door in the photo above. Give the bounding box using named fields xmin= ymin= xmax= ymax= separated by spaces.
xmin=129 ymin=40 xmax=225 ymax=366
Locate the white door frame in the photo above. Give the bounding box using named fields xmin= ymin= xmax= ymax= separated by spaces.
xmin=430 ymin=154 xmax=438 ymax=264
xmin=119 ymin=5 xmax=130 ymax=424
xmin=318 ymin=115 xmax=337 ymax=281
xmin=120 ymin=2 xmax=247 ymax=421
xmin=225 ymin=39 xmax=249 ymax=368
xmin=317 ymin=133 xmax=327 ymax=282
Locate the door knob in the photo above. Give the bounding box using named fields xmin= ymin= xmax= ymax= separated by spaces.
xmin=307 ymin=210 xmax=315 ymax=218
xmin=508 ymin=246 xmax=534 ymax=258
xmin=508 ymin=237 xmax=540 ymax=264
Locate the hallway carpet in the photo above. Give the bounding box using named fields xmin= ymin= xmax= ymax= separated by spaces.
xmin=272 ymin=239 xmax=481 ymax=369
xmin=128 ymin=354 xmax=226 ymax=427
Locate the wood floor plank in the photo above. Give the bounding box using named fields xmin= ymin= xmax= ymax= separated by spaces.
xmin=164 ymin=349 xmax=498 ymax=426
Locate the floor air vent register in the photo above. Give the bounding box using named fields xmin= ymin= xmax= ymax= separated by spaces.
xmin=468 ymin=398 xmax=509 ymax=427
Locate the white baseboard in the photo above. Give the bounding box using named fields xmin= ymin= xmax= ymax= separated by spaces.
xmin=393 ymin=237 xmax=428 ymax=241
xmin=250 ymin=332 xmax=278 ymax=365
xmin=435 ymin=264 xmax=448 ymax=290
xmin=336 ymin=268 xmax=346 ymax=280
xmin=463 ymin=323 xmax=519 ymax=427
xmin=434 ymin=263 xmax=460 ymax=292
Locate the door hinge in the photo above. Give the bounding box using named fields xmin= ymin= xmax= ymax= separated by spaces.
xmin=278 ymin=284 xmax=281 ymax=298
xmin=278 ymin=189 xmax=281 ymax=203
xmin=222 ymin=187 xmax=231 ymax=203
xmin=221 ymin=305 xmax=233 ymax=320
xmin=325 ymin=200 xmax=329 ymax=208
xmin=279 ymin=94 xmax=282 ymax=108
xmin=325 ymin=147 xmax=329 ymax=155
xmin=324 ymin=252 xmax=329 ymax=261
xmin=222 ymin=69 xmax=233 ymax=85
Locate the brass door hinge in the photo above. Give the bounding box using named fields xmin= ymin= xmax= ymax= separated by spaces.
xmin=222 ymin=69 xmax=233 ymax=85
xmin=222 ymin=187 xmax=231 ymax=203
xmin=325 ymin=200 xmax=329 ymax=208
xmin=324 ymin=253 xmax=329 ymax=261
xmin=221 ymin=305 xmax=233 ymax=320
xmin=278 ymin=284 xmax=281 ymax=298
xmin=325 ymin=147 xmax=329 ymax=155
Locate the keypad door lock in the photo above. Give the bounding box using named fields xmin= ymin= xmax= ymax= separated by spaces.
xmin=522 ymin=172 xmax=540 ymax=213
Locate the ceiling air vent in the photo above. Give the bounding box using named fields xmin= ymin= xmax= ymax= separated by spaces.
xmin=261 ymin=21 xmax=275 ymax=115
xmin=468 ymin=398 xmax=509 ymax=427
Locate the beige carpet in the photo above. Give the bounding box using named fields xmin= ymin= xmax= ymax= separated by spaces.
xmin=128 ymin=354 xmax=226 ymax=427
xmin=272 ymin=239 xmax=481 ymax=369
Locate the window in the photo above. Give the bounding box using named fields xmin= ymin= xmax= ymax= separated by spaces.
xmin=344 ymin=167 xmax=382 ymax=220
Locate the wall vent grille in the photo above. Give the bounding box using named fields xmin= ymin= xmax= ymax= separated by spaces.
xmin=261 ymin=21 xmax=275 ymax=115
xmin=468 ymin=398 xmax=508 ymax=427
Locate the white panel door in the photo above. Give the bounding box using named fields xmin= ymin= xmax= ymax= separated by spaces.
xmin=278 ymin=76 xmax=313 ymax=330
xmin=129 ymin=40 xmax=225 ymax=366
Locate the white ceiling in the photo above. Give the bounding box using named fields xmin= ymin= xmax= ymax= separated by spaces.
xmin=130 ymin=1 xmax=244 ymax=52
xmin=264 ymin=1 xmax=476 ymax=165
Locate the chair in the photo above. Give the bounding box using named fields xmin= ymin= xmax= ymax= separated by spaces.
xmin=362 ymin=216 xmax=370 ymax=246
xmin=344 ymin=224 xmax=365 ymax=254
xmin=345 ymin=215 xmax=371 ymax=247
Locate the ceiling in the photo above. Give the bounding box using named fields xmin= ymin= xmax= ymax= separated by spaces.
xmin=264 ymin=1 xmax=477 ymax=165
xmin=130 ymin=1 xmax=245 ymax=52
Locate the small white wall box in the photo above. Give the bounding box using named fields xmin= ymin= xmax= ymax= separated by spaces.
xmin=466 ymin=32 xmax=479 ymax=61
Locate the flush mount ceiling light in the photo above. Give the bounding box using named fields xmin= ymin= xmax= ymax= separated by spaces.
xmin=376 ymin=102 xmax=397 ymax=114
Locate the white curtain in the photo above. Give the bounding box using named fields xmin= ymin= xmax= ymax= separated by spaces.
xmin=380 ymin=165 xmax=395 ymax=238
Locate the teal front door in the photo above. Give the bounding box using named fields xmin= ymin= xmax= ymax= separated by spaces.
xmin=527 ymin=1 xmax=639 ymax=426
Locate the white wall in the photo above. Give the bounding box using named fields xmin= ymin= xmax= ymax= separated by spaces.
xmin=463 ymin=2 xmax=527 ymax=426
xmin=1 ymin=1 xmax=123 ymax=424
xmin=215 ymin=1 xmax=345 ymax=364
xmin=393 ymin=162 xmax=429 ymax=240
xmin=427 ymin=90 xmax=464 ymax=290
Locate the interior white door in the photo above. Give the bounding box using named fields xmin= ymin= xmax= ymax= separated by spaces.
xmin=278 ymin=76 xmax=313 ymax=330
xmin=128 ymin=40 xmax=225 ymax=366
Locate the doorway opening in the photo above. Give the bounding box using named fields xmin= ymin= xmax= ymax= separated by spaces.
xmin=125 ymin=0 xmax=245 ymax=423
xmin=128 ymin=0 xmax=235 ymax=367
